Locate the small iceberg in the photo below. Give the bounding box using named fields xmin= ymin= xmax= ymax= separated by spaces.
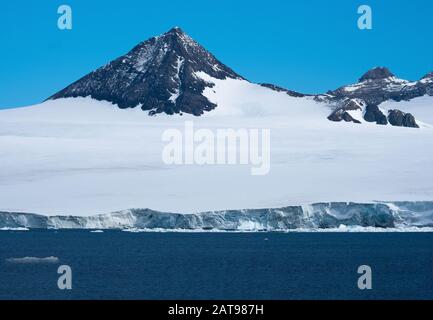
xmin=0 ymin=227 xmax=29 ymax=231
xmin=5 ymin=256 xmax=60 ymax=264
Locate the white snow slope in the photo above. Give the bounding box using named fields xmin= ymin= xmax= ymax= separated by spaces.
xmin=1 ymin=74 xmax=433 ymax=216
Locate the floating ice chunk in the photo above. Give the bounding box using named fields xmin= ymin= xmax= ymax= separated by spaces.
xmin=6 ymin=256 xmax=60 ymax=264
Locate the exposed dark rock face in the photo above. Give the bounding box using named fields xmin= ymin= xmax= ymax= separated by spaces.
xmin=260 ymin=83 xmax=307 ymax=97
xmin=327 ymin=98 xmax=421 ymax=128
xmin=423 ymin=72 xmax=433 ymax=79
xmin=328 ymin=98 xmax=363 ymax=124
xmin=328 ymin=110 xmax=361 ymax=124
xmin=388 ymin=109 xmax=419 ymax=128
xmin=364 ymin=104 xmax=388 ymax=125
xmin=49 ymin=27 xmax=242 ymax=116
xmin=359 ymin=67 xmax=395 ymax=82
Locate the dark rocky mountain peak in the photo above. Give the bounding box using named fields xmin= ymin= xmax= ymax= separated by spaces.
xmin=49 ymin=27 xmax=243 ymax=116
xmin=421 ymin=71 xmax=433 ymax=80
xmin=359 ymin=67 xmax=395 ymax=82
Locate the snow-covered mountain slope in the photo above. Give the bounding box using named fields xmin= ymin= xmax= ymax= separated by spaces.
xmin=1 ymin=75 xmax=433 ymax=216
xmin=2 ymin=201 xmax=433 ymax=231
xmin=1 ymin=28 xmax=433 ymax=217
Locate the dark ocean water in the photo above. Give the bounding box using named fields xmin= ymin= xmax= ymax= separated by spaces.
xmin=0 ymin=231 xmax=433 ymax=300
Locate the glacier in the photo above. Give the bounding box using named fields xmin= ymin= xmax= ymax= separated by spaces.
xmin=2 ymin=77 xmax=433 ymax=217
xmin=2 ymin=28 xmax=433 ymax=220
xmin=1 ymin=201 xmax=433 ymax=231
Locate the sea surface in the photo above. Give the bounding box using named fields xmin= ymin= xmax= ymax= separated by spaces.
xmin=0 ymin=231 xmax=433 ymax=300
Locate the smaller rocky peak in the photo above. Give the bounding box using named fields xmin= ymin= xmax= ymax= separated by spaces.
xmin=421 ymin=71 xmax=433 ymax=81
xmin=359 ymin=67 xmax=395 ymax=82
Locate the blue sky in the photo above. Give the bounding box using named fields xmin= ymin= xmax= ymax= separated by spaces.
xmin=1 ymin=0 xmax=432 ymax=108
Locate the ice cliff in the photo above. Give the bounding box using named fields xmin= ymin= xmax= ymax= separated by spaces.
xmin=1 ymin=202 xmax=433 ymax=231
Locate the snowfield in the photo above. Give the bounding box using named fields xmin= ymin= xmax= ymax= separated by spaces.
xmin=1 ymin=75 xmax=433 ymax=216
